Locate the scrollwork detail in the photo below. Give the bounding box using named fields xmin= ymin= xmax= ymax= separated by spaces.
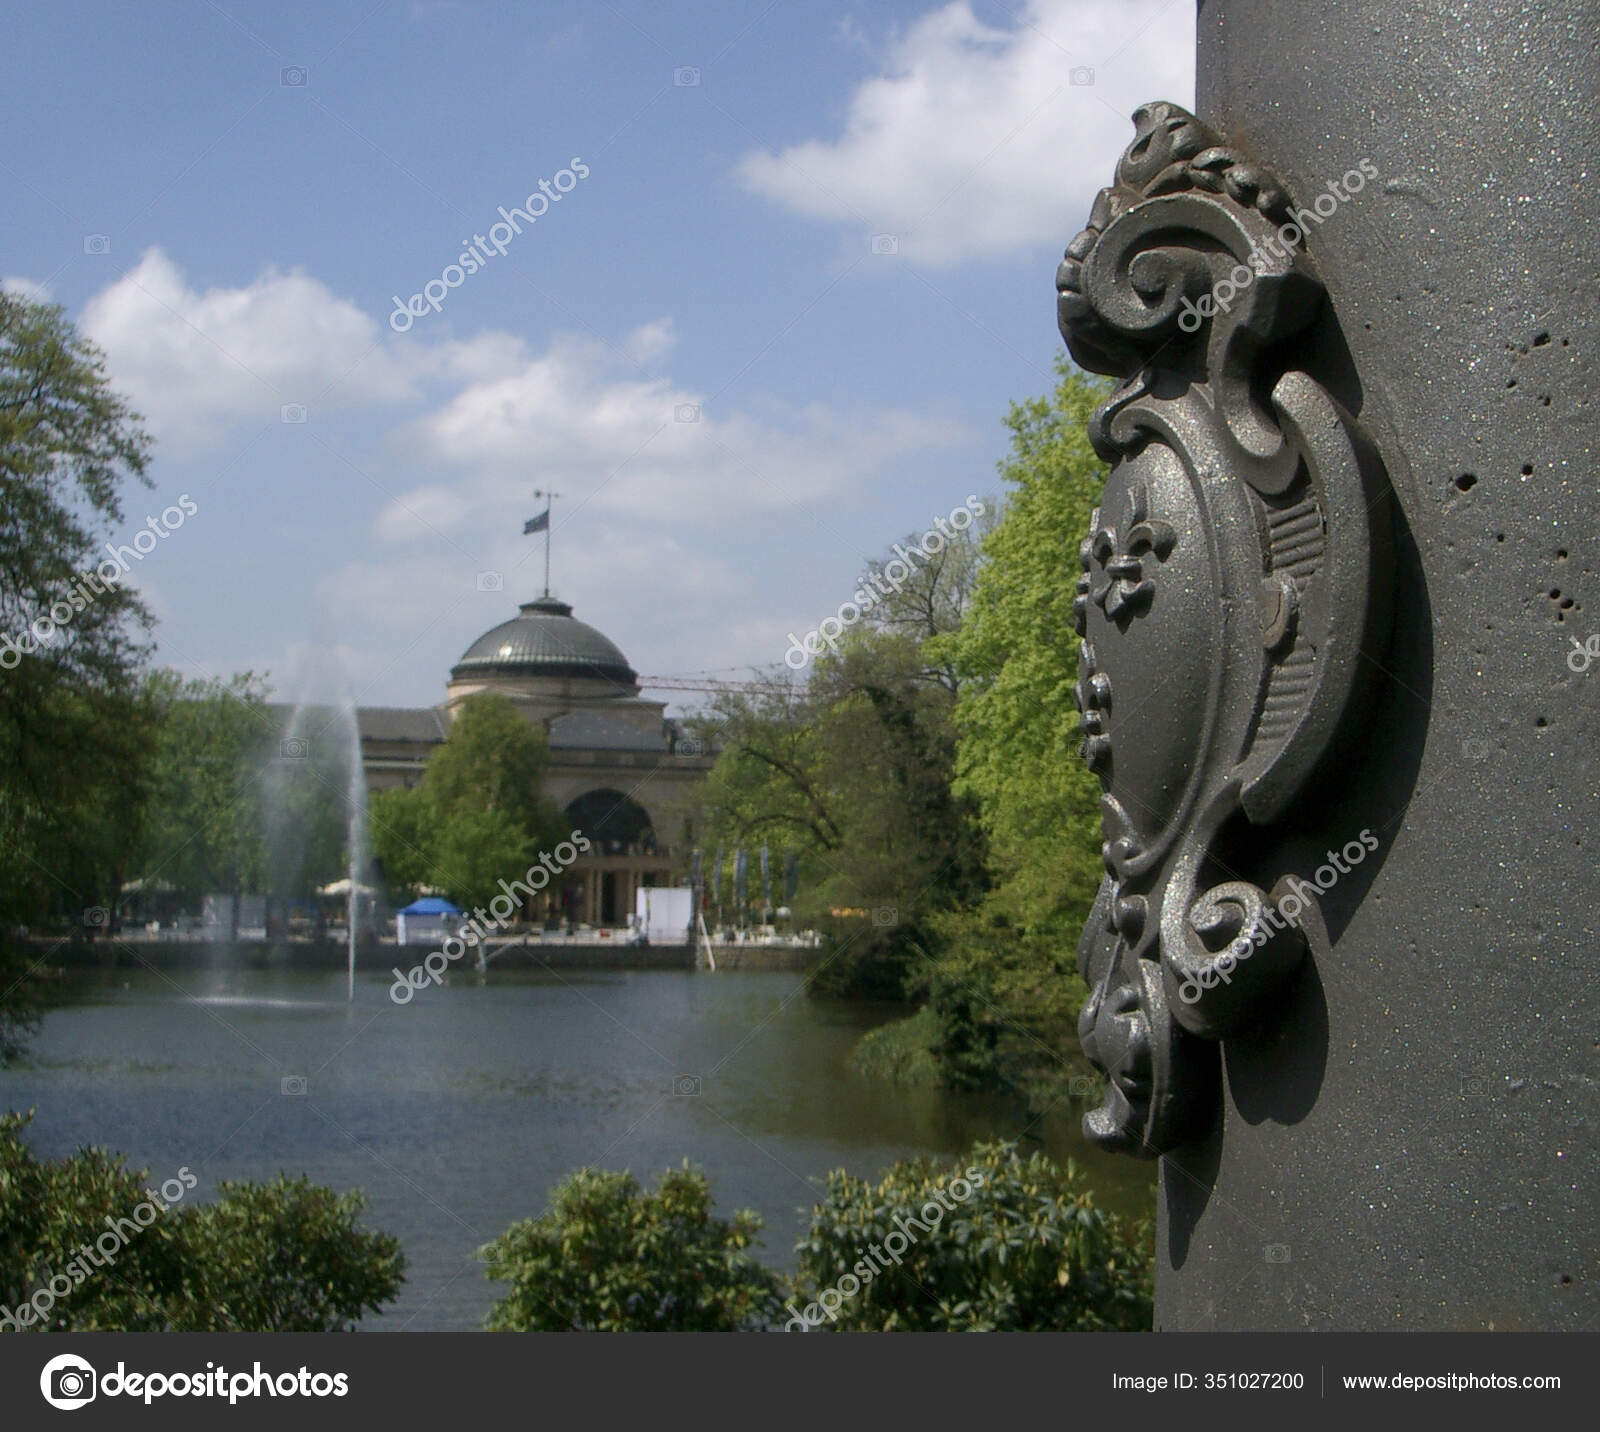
xmin=1061 ymin=103 xmax=1394 ymax=1156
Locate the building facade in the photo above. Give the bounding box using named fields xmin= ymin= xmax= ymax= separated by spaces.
xmin=357 ymin=595 xmax=711 ymax=928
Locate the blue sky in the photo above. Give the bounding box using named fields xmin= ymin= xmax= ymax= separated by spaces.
xmin=3 ymin=0 xmax=1192 ymax=709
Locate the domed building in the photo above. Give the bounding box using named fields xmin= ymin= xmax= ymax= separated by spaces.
xmin=356 ymin=594 xmax=712 ymax=929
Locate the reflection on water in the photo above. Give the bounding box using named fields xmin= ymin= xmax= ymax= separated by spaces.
xmin=1 ymin=967 xmax=1155 ymax=1330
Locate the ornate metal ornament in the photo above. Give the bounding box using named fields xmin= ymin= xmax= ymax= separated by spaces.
xmin=1058 ymin=103 xmax=1394 ymax=1156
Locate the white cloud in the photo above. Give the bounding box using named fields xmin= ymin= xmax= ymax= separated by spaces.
xmin=314 ymin=528 xmax=773 ymax=706
xmin=378 ymin=323 xmax=969 ymax=535
xmin=737 ymin=0 xmax=1195 ymax=266
xmin=2 ymin=276 xmax=54 ymax=303
xmin=80 ymin=248 xmax=419 ymax=449
xmin=69 ymin=252 xmax=976 ymax=703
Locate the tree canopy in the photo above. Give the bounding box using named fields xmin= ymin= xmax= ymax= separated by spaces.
xmin=0 ymin=293 xmax=157 ymax=928
xmin=369 ymin=693 xmax=569 ymax=909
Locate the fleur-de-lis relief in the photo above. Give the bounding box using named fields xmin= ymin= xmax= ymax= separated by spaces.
xmin=1089 ymin=482 xmax=1176 ymax=621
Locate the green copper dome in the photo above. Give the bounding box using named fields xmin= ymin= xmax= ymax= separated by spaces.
xmin=450 ymin=597 xmax=637 ymax=686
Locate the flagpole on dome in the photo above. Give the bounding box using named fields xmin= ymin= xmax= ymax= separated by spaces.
xmin=525 ymin=490 xmax=559 ymax=598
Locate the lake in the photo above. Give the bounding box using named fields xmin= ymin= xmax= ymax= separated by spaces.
xmin=1 ymin=965 xmax=1155 ymax=1330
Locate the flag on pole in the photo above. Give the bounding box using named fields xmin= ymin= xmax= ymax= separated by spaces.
xmin=523 ymin=508 xmax=550 ymax=534
xmin=759 ymin=845 xmax=772 ymax=908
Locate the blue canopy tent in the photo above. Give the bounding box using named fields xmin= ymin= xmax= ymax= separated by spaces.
xmin=395 ymin=896 xmax=462 ymax=947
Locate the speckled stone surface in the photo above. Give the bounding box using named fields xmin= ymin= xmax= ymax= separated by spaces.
xmin=1152 ymin=0 xmax=1599 ymax=1330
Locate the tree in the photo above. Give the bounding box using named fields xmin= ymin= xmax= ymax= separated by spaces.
xmin=368 ymin=694 xmax=569 ymax=909
xmin=480 ymin=1163 xmax=784 ymax=1331
xmin=691 ymin=518 xmax=993 ymax=1002
xmin=951 ymin=359 xmax=1112 ymax=927
xmin=694 ymin=631 xmax=986 ymax=1001
xmin=426 ymin=806 xmax=533 ymax=911
xmin=423 ymin=694 xmax=567 ymax=852
xmin=367 ymin=785 xmax=433 ymax=895
xmin=0 ymin=1112 xmax=404 ymax=1331
xmin=872 ymin=360 xmax=1113 ymax=1102
xmin=789 ymin=1140 xmax=1151 ymax=1331
xmin=135 ymin=671 xmax=275 ymax=938
xmin=0 ymin=293 xmax=158 ymax=929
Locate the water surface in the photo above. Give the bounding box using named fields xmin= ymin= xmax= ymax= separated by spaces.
xmin=2 ymin=966 xmax=1154 ymax=1330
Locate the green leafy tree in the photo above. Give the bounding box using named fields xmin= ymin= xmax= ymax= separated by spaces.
xmin=789 ymin=1140 xmax=1151 ymax=1331
xmin=135 ymin=671 xmax=274 ymax=937
xmin=872 ymin=360 xmax=1113 ymax=1100
xmin=367 ymin=785 xmax=433 ymax=895
xmin=0 ymin=292 xmax=158 ymax=930
xmin=427 ymin=807 xmax=533 ymax=911
xmin=693 ymin=519 xmax=991 ymax=1002
xmin=480 ymin=1163 xmax=784 ymax=1331
xmin=0 ymin=1112 xmax=404 ymax=1331
xmin=369 ymin=694 xmax=567 ymax=908
xmin=951 ymin=358 xmax=1112 ymax=926
xmin=424 ymin=694 xmax=567 ymax=851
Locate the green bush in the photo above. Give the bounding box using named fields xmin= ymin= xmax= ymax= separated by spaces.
xmin=928 ymin=915 xmax=1097 ymax=1104
xmin=788 ymin=1140 xmax=1152 ymax=1331
xmin=171 ymin=1176 xmax=406 ymax=1331
xmin=849 ymin=1006 xmax=943 ymax=1086
xmin=0 ymin=1111 xmax=404 ymax=1331
xmin=480 ymin=1163 xmax=785 ymax=1331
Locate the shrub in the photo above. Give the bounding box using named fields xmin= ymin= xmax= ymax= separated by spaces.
xmin=788 ymin=1139 xmax=1152 ymax=1331
xmin=0 ymin=1111 xmax=404 ymax=1331
xmin=480 ymin=1163 xmax=785 ymax=1331
xmin=849 ymin=1006 xmax=942 ymax=1086
xmin=171 ymin=1176 xmax=406 ymax=1331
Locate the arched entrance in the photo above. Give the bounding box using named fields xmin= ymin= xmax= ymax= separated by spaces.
xmin=562 ymin=789 xmax=673 ymax=929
